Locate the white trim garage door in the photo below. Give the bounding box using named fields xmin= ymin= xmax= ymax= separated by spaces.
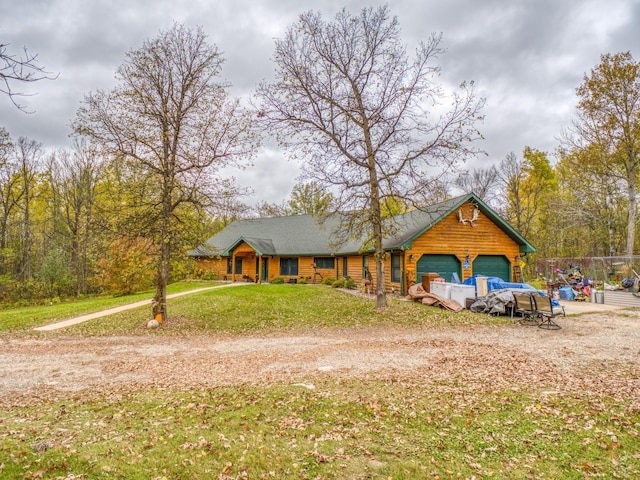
xmin=473 ymin=255 xmax=511 ymax=281
xmin=416 ymin=254 xmax=461 ymax=283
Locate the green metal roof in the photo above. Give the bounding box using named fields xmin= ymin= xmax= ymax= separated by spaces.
xmin=189 ymin=193 xmax=535 ymax=257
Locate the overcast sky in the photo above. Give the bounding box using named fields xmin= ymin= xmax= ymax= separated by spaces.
xmin=2 ymin=0 xmax=639 ymax=205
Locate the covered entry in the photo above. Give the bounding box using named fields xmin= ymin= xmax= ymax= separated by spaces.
xmin=417 ymin=254 xmax=461 ymax=283
xmin=473 ymin=255 xmax=511 ymax=281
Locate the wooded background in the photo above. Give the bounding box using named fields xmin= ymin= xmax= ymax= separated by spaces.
xmin=1 ymin=18 xmax=638 ymax=307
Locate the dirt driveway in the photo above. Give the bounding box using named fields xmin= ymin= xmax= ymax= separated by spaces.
xmin=2 ymin=308 xmax=639 ymax=404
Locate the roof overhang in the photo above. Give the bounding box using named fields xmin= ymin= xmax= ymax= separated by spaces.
xmin=221 ymin=236 xmax=277 ymax=257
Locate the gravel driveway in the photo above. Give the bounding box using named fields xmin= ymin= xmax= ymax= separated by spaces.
xmin=2 ymin=308 xmax=639 ymax=404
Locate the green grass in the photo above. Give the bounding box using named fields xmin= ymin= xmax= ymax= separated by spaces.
xmin=1 ymin=380 xmax=638 ymax=479
xmin=0 ymin=280 xmax=222 ymax=333
xmin=34 ymin=284 xmax=510 ymax=336
xmin=1 ymin=285 xmax=638 ymax=478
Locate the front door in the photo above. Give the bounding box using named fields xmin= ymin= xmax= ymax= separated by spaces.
xmin=256 ymin=257 xmax=269 ymax=282
xmin=343 ymin=257 xmax=348 ymax=278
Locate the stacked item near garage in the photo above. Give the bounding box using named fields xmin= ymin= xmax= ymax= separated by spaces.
xmin=406 ymin=282 xmax=464 ymax=312
xmin=464 ymin=275 xmax=563 ymax=316
xmin=427 ymin=279 xmax=474 ymax=310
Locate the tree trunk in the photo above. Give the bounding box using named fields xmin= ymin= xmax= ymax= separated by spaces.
xmin=374 ymin=247 xmax=386 ymax=309
xmin=153 ymin=240 xmax=170 ymax=323
xmin=20 ymin=169 xmax=32 ymax=282
xmin=152 ymin=195 xmax=172 ymax=323
xmin=368 ymin=161 xmax=387 ymax=308
xmin=0 ymin=215 xmax=7 ymax=275
xmin=70 ymin=211 xmax=80 ymax=296
xmin=626 ymin=162 xmax=637 ymax=257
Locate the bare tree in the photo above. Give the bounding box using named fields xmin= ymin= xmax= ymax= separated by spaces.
xmin=256 ymin=6 xmax=484 ymax=307
xmin=496 ymin=148 xmax=557 ymax=240
xmin=14 ymin=137 xmax=42 ymax=281
xmin=211 ymin=191 xmax=252 ymax=228
xmin=0 ymin=42 xmax=57 ymax=111
xmin=48 ymin=140 xmax=103 ymax=295
xmin=75 ymin=24 xmax=256 ymax=322
xmin=455 ymin=165 xmax=499 ymax=206
xmin=496 ymin=152 xmax=527 ymax=232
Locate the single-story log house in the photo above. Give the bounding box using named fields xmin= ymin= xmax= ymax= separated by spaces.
xmin=189 ymin=193 xmax=535 ymax=295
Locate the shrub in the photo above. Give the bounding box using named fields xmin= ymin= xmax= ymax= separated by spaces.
xmin=271 ymin=277 xmax=285 ymax=284
xmin=1 ymin=279 xmax=50 ymax=305
xmin=96 ymin=237 xmax=157 ymax=295
xmin=344 ymin=277 xmax=357 ymax=289
xmin=298 ymin=278 xmax=307 ymax=284
xmin=331 ymin=278 xmax=346 ymax=288
xmin=201 ymin=271 xmax=217 ymax=281
xmin=321 ymin=277 xmax=335 ymax=286
xmin=192 ymin=266 xmax=218 ymax=281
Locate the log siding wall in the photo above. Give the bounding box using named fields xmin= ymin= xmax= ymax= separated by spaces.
xmin=193 ymin=201 xmax=523 ymax=293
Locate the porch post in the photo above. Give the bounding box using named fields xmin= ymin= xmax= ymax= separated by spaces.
xmin=401 ymin=252 xmax=406 ymax=296
xmin=258 ymin=256 xmax=263 ymax=284
xmin=232 ymin=254 xmax=236 ymax=282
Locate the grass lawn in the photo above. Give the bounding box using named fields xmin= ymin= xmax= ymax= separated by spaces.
xmin=0 ymin=280 xmax=222 ymax=333
xmin=2 ymin=381 xmax=638 ymax=479
xmin=65 ymin=284 xmax=510 ymax=337
xmin=2 ymin=283 xmax=510 ymax=336
xmin=1 ymin=284 xmax=638 ymax=479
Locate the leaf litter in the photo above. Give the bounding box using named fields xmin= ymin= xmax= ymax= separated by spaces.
xmin=0 ymin=309 xmax=638 ymax=406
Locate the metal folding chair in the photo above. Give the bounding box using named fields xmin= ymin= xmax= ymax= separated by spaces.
xmin=533 ymin=295 xmax=562 ymax=330
xmin=511 ymin=293 xmax=538 ymax=326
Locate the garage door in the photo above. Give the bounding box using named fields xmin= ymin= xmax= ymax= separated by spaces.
xmin=416 ymin=254 xmax=461 ymax=283
xmin=473 ymin=255 xmax=511 ymax=281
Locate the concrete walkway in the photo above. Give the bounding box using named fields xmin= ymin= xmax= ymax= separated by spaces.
xmin=560 ymin=299 xmax=623 ymax=315
xmin=34 ymin=282 xmax=249 ymax=332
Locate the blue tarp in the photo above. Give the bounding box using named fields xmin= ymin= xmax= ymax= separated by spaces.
xmin=463 ymin=275 xmax=536 ymax=292
xmin=559 ymin=286 xmax=575 ymax=300
xmin=465 ymin=275 xmax=561 ymax=307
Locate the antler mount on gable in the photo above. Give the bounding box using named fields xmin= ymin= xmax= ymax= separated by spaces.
xmin=457 ymin=203 xmax=480 ymax=227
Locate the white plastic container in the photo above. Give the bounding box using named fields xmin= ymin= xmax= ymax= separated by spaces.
xmin=430 ymin=281 xmax=452 ymax=299
xmin=450 ymin=284 xmax=476 ymax=307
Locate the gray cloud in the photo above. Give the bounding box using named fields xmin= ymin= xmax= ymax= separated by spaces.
xmin=1 ymin=0 xmax=638 ymax=204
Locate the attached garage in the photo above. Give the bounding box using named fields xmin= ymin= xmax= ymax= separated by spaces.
xmin=473 ymin=255 xmax=511 ymax=281
xmin=191 ymin=193 xmax=536 ymax=295
xmin=417 ymin=254 xmax=461 ymax=283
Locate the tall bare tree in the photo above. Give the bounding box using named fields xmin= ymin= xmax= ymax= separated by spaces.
xmin=256 ymin=6 xmax=484 ymax=307
xmin=75 ymin=24 xmax=256 ymax=321
xmin=496 ymin=152 xmax=526 ymax=228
